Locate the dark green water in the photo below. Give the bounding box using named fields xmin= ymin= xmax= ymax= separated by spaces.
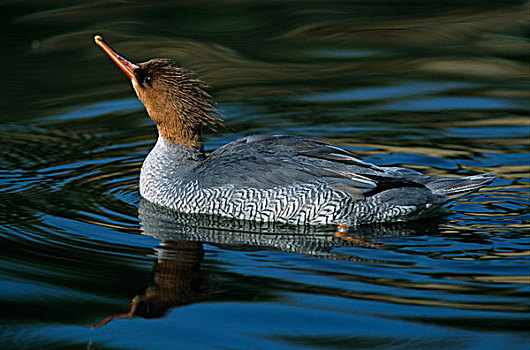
xmin=1 ymin=1 xmax=529 ymax=349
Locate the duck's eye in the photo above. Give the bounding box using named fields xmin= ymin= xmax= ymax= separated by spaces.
xmin=144 ymin=75 xmax=152 ymax=86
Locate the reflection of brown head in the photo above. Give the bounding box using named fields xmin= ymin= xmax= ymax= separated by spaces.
xmin=92 ymin=241 xmax=204 ymax=328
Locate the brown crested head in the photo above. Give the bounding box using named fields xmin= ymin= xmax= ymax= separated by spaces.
xmin=94 ymin=35 xmax=222 ymax=149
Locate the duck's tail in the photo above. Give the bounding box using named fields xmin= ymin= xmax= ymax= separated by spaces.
xmin=426 ymin=173 xmax=495 ymax=199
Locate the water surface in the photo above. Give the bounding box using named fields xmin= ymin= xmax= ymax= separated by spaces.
xmin=1 ymin=1 xmax=529 ymax=349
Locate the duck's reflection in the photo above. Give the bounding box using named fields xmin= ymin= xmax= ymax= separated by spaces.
xmin=93 ymin=199 xmax=440 ymax=327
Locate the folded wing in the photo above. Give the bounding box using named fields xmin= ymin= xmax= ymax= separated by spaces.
xmin=188 ymin=135 xmax=427 ymax=200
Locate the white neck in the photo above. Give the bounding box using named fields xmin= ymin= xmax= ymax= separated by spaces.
xmin=140 ymin=136 xmax=205 ymax=202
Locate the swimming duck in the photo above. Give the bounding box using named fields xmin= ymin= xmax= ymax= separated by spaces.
xmin=94 ymin=35 xmax=493 ymax=226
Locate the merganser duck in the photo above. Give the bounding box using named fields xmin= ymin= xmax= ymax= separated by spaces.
xmin=94 ymin=35 xmax=493 ymax=226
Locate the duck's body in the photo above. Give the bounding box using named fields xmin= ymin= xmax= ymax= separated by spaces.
xmin=95 ymin=35 xmax=493 ymax=226
xmin=140 ymin=134 xmax=492 ymax=225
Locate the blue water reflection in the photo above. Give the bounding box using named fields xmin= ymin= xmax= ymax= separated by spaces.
xmin=299 ymin=81 xmax=478 ymax=102
xmin=0 ymin=0 xmax=528 ymax=349
xmin=382 ymin=96 xmax=520 ymax=111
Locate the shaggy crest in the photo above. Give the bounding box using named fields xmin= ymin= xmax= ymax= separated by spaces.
xmin=133 ymin=58 xmax=223 ymax=149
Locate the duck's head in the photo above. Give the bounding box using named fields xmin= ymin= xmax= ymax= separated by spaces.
xmin=94 ymin=35 xmax=221 ymax=149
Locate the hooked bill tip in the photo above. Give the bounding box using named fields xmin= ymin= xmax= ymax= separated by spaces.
xmin=93 ymin=34 xmax=139 ymax=80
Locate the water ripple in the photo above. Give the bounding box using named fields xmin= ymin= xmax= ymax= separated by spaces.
xmin=1 ymin=1 xmax=529 ymax=348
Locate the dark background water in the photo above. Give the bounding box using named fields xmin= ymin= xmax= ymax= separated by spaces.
xmin=1 ymin=1 xmax=529 ymax=349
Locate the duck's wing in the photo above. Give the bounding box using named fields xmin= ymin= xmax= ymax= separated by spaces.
xmin=189 ymin=135 xmax=423 ymax=199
